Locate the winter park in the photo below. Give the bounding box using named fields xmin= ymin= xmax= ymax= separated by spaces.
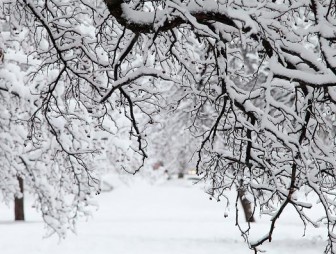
xmin=1 ymin=0 xmax=336 ymax=253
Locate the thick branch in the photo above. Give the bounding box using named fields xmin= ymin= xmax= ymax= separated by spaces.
xmin=104 ymin=0 xmax=238 ymax=33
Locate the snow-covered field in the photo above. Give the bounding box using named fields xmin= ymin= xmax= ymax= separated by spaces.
xmin=0 ymin=175 xmax=327 ymax=254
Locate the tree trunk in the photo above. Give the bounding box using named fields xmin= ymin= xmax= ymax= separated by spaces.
xmin=238 ymin=188 xmax=255 ymax=223
xmin=177 ymin=172 xmax=184 ymax=179
xmin=14 ymin=176 xmax=24 ymax=221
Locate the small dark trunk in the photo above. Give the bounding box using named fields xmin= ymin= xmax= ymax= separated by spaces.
xmin=15 ymin=176 xmax=25 ymax=221
xmin=177 ymin=172 xmax=184 ymax=179
xmin=238 ymin=188 xmax=255 ymax=223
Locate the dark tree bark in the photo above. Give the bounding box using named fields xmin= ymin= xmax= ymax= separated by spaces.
xmin=238 ymin=188 xmax=255 ymax=223
xmin=14 ymin=176 xmax=25 ymax=221
xmin=177 ymin=172 xmax=184 ymax=179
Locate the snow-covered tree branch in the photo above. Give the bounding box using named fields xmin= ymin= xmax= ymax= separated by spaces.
xmin=3 ymin=0 xmax=336 ymax=252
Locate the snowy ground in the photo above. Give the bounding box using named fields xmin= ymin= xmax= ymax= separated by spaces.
xmin=0 ymin=174 xmax=327 ymax=254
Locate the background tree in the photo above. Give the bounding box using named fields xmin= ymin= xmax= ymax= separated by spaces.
xmin=0 ymin=19 xmax=29 ymax=221
xmin=0 ymin=7 xmax=103 ymax=235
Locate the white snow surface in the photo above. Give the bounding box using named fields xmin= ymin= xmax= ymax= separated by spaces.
xmin=0 ymin=175 xmax=326 ymax=254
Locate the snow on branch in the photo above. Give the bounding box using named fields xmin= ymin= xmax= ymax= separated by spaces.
xmin=4 ymin=0 xmax=336 ymax=252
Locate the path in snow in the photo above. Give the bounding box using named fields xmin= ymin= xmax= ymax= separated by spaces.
xmin=0 ymin=177 xmax=326 ymax=254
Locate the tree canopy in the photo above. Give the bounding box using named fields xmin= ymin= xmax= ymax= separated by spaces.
xmin=2 ymin=0 xmax=336 ymax=252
